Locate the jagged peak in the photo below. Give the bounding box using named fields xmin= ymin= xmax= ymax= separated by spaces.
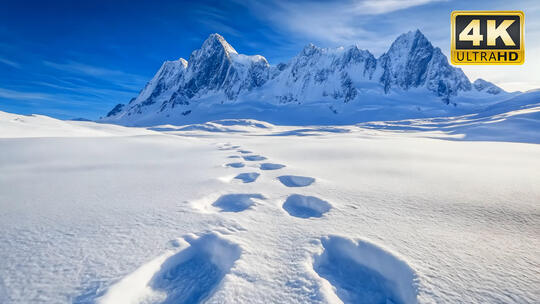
xmin=299 ymin=43 xmax=372 ymax=57
xmin=300 ymin=43 xmax=320 ymax=56
xmin=413 ymin=29 xmax=426 ymax=38
xmin=411 ymin=29 xmax=431 ymax=46
xmin=201 ymin=33 xmax=238 ymax=55
xmin=106 ymin=103 xmax=125 ymax=117
xmin=386 ymin=29 xmax=432 ymax=54
xmin=250 ymin=54 xmax=269 ymax=65
xmin=345 ymin=45 xmax=373 ymax=56
xmin=473 ymin=78 xmax=504 ymax=94
xmin=474 ymin=78 xmax=492 ymax=85
xmin=229 ymin=53 xmax=270 ymax=67
xmin=162 ymin=57 xmax=188 ymax=68
xmin=178 ymin=58 xmax=188 ymax=66
xmin=396 ymin=29 xmax=427 ymax=41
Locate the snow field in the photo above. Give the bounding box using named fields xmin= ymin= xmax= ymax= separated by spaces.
xmin=0 ymin=115 xmax=538 ymax=303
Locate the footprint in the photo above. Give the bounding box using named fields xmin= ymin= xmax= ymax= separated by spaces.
xmin=237 ymin=150 xmax=252 ymax=154
xmin=282 ymin=194 xmax=331 ymax=218
xmin=260 ymin=163 xmax=286 ymax=170
xmin=277 ymin=175 xmax=315 ymax=187
xmin=242 ymin=155 xmax=267 ymax=161
xmin=97 ymin=233 xmax=241 ymax=304
xmin=212 ymin=194 xmax=265 ymax=212
xmin=218 ymin=147 xmax=235 ymax=151
xmin=234 ymin=173 xmax=260 ymax=183
xmin=313 ymin=236 xmax=418 ymax=304
xmin=217 ymin=144 xmax=240 ymax=151
xmin=225 ymin=162 xmax=245 ymax=168
xmin=228 ymin=155 xmax=241 ymax=159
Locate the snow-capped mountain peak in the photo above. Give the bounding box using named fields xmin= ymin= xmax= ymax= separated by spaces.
xmin=200 ymin=33 xmax=238 ymax=56
xmin=384 ymin=30 xmax=430 ymax=64
xmin=377 ymin=30 xmax=472 ymax=102
xmin=473 ymin=78 xmax=503 ymax=95
xmin=103 ymin=30 xmax=507 ymax=126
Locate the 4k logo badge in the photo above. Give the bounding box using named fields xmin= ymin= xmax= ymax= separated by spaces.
xmin=451 ymin=11 xmax=524 ymax=65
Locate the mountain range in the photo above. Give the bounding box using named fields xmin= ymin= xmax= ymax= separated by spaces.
xmin=102 ymin=30 xmax=510 ymax=126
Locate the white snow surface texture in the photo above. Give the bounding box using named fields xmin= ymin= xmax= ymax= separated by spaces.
xmin=0 ymin=108 xmax=539 ymax=303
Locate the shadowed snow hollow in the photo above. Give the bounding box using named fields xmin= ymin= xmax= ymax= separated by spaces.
xmin=212 ymin=193 xmax=265 ymax=212
xmin=278 ymin=175 xmax=316 ymax=187
xmin=234 ymin=172 xmax=260 ymax=183
xmin=282 ymin=194 xmax=331 ymax=218
xmin=97 ymin=233 xmax=241 ymax=304
xmin=314 ymin=236 xmax=418 ymax=304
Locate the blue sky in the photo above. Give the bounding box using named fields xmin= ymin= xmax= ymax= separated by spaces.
xmin=1 ymin=0 xmax=539 ymax=119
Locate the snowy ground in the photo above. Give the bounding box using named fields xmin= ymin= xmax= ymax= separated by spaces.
xmin=0 ymin=111 xmax=539 ymax=303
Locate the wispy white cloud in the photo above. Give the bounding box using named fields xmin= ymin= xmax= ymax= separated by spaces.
xmin=0 ymin=56 xmax=20 ymax=68
xmin=42 ymin=60 xmax=147 ymax=91
xmin=43 ymin=60 xmax=143 ymax=80
xmin=239 ymin=0 xmax=443 ymax=52
xmin=192 ymin=5 xmax=243 ymax=37
xmin=351 ymin=0 xmax=443 ymax=14
xmin=0 ymin=88 xmax=53 ymax=100
xmin=0 ymin=84 xmax=137 ymax=116
xmin=32 ymin=80 xmax=136 ymax=98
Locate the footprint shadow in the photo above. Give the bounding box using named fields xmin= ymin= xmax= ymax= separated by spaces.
xmin=150 ymin=235 xmax=240 ymax=304
xmin=213 ymin=194 xmax=265 ymax=212
xmin=242 ymin=155 xmax=267 ymax=161
xmin=278 ymin=175 xmax=315 ymax=187
xmin=97 ymin=233 xmax=241 ymax=304
xmin=313 ymin=236 xmax=418 ymax=304
xmin=282 ymin=194 xmax=331 ymax=218
xmin=259 ymin=163 xmax=285 ymax=170
xmin=234 ymin=172 xmax=260 ymax=183
xmin=225 ymin=162 xmax=245 ymax=168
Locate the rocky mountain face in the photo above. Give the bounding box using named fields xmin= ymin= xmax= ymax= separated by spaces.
xmin=104 ymin=31 xmax=504 ymax=123
xmin=265 ymin=43 xmax=377 ymax=104
xmin=378 ymin=30 xmax=472 ymax=102
xmin=473 ymin=79 xmax=503 ymax=95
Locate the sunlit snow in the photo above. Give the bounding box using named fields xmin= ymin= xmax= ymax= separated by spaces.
xmin=0 ymin=109 xmax=539 ymax=303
